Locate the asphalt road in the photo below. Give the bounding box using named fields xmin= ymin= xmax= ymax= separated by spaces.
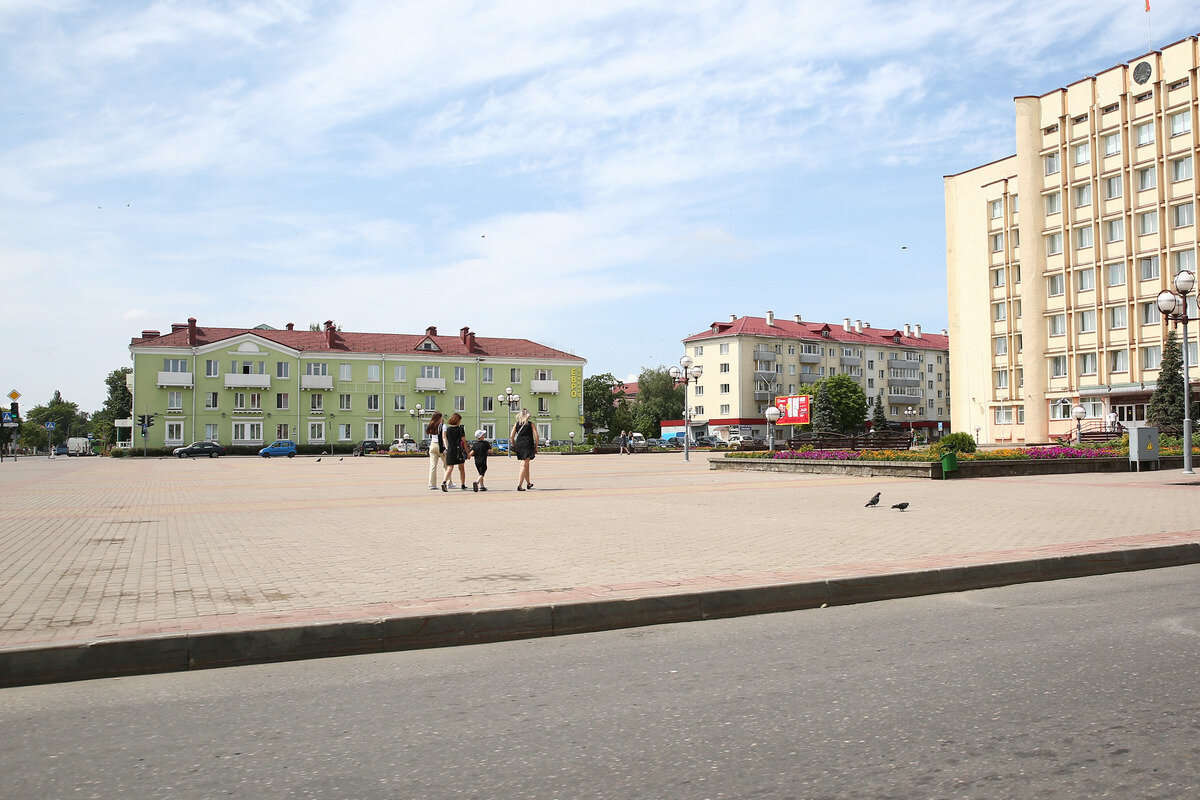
xmin=4 ymin=566 xmax=1200 ymax=800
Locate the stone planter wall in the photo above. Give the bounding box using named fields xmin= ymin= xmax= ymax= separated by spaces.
xmin=710 ymin=454 xmax=1185 ymax=479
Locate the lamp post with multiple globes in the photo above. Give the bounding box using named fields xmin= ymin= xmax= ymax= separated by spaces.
xmin=498 ymin=387 xmax=520 ymax=457
xmin=1156 ymin=268 xmax=1196 ymax=474
xmin=668 ymin=356 xmax=703 ymax=462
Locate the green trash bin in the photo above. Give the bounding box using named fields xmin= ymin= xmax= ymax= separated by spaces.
xmin=940 ymin=451 xmax=958 ymax=478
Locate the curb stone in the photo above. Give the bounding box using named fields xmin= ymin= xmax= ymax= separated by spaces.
xmin=2 ymin=542 xmax=1198 ymax=688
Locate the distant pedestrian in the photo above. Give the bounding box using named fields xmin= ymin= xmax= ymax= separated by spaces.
xmin=469 ymin=429 xmax=491 ymax=492
xmin=442 ymin=413 xmax=468 ymax=492
xmin=511 ymin=408 xmax=539 ymax=491
xmin=425 ymin=411 xmax=445 ymax=490
xmin=618 ymin=430 xmax=629 ymax=454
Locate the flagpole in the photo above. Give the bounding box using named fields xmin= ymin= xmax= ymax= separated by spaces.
xmin=1147 ymin=0 xmax=1153 ymax=53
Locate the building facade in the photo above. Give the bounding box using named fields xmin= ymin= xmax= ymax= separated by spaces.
xmin=673 ymin=313 xmax=950 ymax=441
xmin=129 ymin=319 xmax=585 ymax=449
xmin=947 ymin=35 xmax=1200 ymax=444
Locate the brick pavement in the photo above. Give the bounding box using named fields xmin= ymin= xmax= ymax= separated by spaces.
xmin=2 ymin=452 xmax=1199 ymax=654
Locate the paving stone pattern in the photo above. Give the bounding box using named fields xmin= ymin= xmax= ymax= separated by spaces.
xmin=1 ymin=454 xmax=1197 ymax=649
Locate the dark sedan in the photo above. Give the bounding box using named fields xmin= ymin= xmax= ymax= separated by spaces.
xmin=173 ymin=441 xmax=227 ymax=458
xmin=352 ymin=440 xmax=383 ymax=456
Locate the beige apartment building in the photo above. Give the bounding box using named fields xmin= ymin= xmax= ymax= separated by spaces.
xmin=673 ymin=313 xmax=950 ymax=441
xmin=947 ymin=35 xmax=1200 ymax=444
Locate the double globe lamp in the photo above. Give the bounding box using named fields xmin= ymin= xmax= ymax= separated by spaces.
xmin=1156 ymin=268 xmax=1196 ymax=474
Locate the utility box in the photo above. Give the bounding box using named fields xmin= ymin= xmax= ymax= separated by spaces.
xmin=1129 ymin=426 xmax=1159 ymax=471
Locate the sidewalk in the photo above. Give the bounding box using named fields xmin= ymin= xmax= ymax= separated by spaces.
xmin=2 ymin=454 xmax=1198 ymax=686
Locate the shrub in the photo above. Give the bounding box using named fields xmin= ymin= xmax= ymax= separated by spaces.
xmin=109 ymin=448 xmax=126 ymax=458
xmin=935 ymin=432 xmax=977 ymax=456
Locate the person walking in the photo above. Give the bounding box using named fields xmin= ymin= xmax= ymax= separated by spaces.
xmin=425 ymin=411 xmax=445 ymax=490
xmin=511 ymin=408 xmax=539 ymax=491
xmin=469 ymin=429 xmax=491 ymax=492
xmin=441 ymin=413 xmax=469 ymax=491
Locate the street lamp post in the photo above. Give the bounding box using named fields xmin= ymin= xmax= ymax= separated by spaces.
xmin=669 ymin=356 xmax=703 ymax=462
xmin=764 ymin=405 xmax=780 ymax=452
xmin=498 ymin=387 xmax=520 ymax=457
xmin=1072 ymin=404 xmax=1087 ymax=444
xmin=1157 ymin=268 xmax=1196 ymax=474
xmin=568 ymin=431 xmax=575 ymax=451
xmin=904 ymin=406 xmax=916 ymax=438
xmin=408 ymin=406 xmax=430 ymax=449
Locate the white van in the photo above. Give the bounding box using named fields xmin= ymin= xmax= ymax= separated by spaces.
xmin=66 ymin=437 xmax=92 ymax=456
xmin=629 ymin=433 xmax=647 ymax=449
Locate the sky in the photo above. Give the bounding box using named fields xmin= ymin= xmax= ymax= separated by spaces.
xmin=2 ymin=1 xmax=1197 ymax=411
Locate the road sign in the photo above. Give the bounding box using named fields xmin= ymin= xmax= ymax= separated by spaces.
xmin=1 ymin=412 xmax=10 ymax=423
xmin=44 ymin=421 xmax=56 ymax=430
xmin=7 ymin=390 xmax=19 ymax=402
xmin=937 ymin=421 xmax=944 ymax=431
xmin=87 ymin=433 xmax=94 ymax=439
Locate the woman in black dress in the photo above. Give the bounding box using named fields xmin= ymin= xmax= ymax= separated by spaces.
xmin=510 ymin=408 xmax=538 ymax=491
xmin=441 ymin=412 xmax=469 ymax=492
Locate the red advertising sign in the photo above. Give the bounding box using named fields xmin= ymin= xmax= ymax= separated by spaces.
xmin=774 ymin=395 xmax=810 ymax=425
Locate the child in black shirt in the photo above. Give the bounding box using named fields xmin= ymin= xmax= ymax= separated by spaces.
xmin=470 ymin=430 xmax=491 ymax=492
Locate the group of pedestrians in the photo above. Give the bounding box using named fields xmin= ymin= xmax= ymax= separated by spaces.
xmin=424 ymin=409 xmax=539 ymax=493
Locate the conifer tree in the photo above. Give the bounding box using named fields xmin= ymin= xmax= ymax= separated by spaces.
xmin=1147 ymin=327 xmax=1199 ymax=430
xmin=871 ymin=390 xmax=888 ymax=431
xmin=811 ymin=381 xmax=837 ymax=433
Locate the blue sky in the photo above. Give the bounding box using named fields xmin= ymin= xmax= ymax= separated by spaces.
xmin=2 ymin=1 xmax=1196 ymax=411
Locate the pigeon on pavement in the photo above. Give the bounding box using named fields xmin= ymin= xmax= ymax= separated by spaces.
xmin=892 ymin=502 xmax=909 ymax=511
xmin=315 ymin=458 xmax=321 ymax=462
xmin=865 ymin=492 xmax=881 ymax=508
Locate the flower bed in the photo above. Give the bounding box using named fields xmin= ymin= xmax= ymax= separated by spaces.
xmin=727 ymin=444 xmax=1124 ymax=462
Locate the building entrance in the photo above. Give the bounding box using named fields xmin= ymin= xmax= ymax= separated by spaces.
xmin=1112 ymin=403 xmax=1147 ymax=424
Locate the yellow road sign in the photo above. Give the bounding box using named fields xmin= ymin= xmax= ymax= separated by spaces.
xmin=6 ymin=390 xmax=19 ymax=402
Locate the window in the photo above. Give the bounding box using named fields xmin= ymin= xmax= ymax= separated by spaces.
xmin=720 ymin=363 xmax=730 ymax=373
xmin=276 ymin=393 xmax=289 ymax=410
xmin=1045 ymin=151 xmax=1060 ymax=175
xmin=276 ymin=424 xmax=290 ymax=441
xmin=1173 ymin=156 xmax=1193 ymax=182
xmin=1104 ymin=175 xmax=1122 ymax=199
xmin=994 ymin=406 xmax=1013 ymax=425
xmin=339 ymin=394 xmax=351 ymax=411
xmin=423 ymin=395 xmax=436 ymax=411
xmin=311 ymin=393 xmax=323 ymax=411
xmin=162 ymin=358 xmax=187 ymax=372
xmin=338 ymin=424 xmax=352 ymax=441
xmin=306 ymin=362 xmax=328 ymax=376
xmin=1174 ymin=249 xmax=1196 ymax=273
xmin=421 ymin=366 xmax=442 ymax=379
xmin=1169 ymin=110 xmax=1191 ymax=137
xmin=205 ymin=392 xmax=218 ymax=409
xmin=1137 ymin=167 xmax=1156 ymax=191
xmin=720 ymin=383 xmax=730 ymax=393
xmin=1138 ymin=210 xmax=1158 ymax=235
xmin=1103 ymin=132 xmax=1121 ymax=156
xmin=1050 ymin=356 xmax=1067 ymax=378
xmin=276 ymin=362 xmax=290 ymax=379
xmin=1106 ymin=261 xmax=1125 ymax=286
xmin=719 ymin=343 xmax=729 ymax=354
xmin=204 ymin=423 xmax=219 ymax=441
xmin=1073 ymin=142 xmax=1090 ymax=165
xmin=1046 ymin=232 xmax=1063 ymax=255
xmin=367 ymin=364 xmax=380 ymax=382
xmin=480 ymin=396 xmax=493 ymax=412
xmin=165 ymin=422 xmax=183 ymax=442
xmin=1011 ymin=194 xmax=1019 ymax=213
xmin=309 ymin=422 xmax=325 ymax=442
xmin=1079 ymin=352 xmax=1098 ymax=375
xmin=1047 ymin=274 xmax=1065 ymax=296
xmin=694 ymin=406 xmax=704 ymax=416
xmin=233 ymin=422 xmax=263 ymax=442
xmin=534 ymin=369 xmax=554 ymax=380
xmin=368 ymin=394 xmax=380 ymax=411
xmin=249 ymin=393 xmax=262 ymax=410
xmin=233 ymin=392 xmax=247 ymax=410
xmin=1074 ymin=183 xmax=1091 ymax=207
xmin=393 ymin=364 xmax=407 ymax=382
xmin=993 ymin=303 xmax=1006 ymax=322
xmin=1139 ymin=256 xmax=1160 ymax=280
xmin=993 ymin=337 xmax=1008 ymax=356
xmin=1172 ymin=202 xmax=1194 ymax=228
xmin=453 ymin=366 xmax=466 ymax=383
xmin=167 ymin=391 xmax=182 ymax=409
xmin=1045 ymin=192 xmax=1061 ymax=215
xmin=339 ymin=363 xmax=352 ymax=381
xmin=205 ymin=360 xmax=219 ymax=377
xmin=1169 ymin=78 xmax=1190 ymax=90
xmin=1075 ymin=225 xmax=1092 ymax=249
xmin=1135 ymin=121 xmax=1154 ymax=146
xmin=394 ymin=394 xmax=407 ymax=411
xmin=1104 ymin=219 xmax=1123 ymax=242
xmin=509 ymin=368 xmax=521 ymax=382
xmin=992 ymin=370 xmax=1008 ymax=389
xmin=1141 ymin=301 xmax=1159 ymax=325
xmin=693 ymin=346 xmax=703 ymax=356
xmin=992 ymin=269 xmax=1006 ymax=287
xmin=1078 ymin=310 xmax=1096 ymax=333
xmin=454 ymin=396 xmax=466 ymax=412
xmin=1143 ymin=345 xmax=1162 ymax=370
xmin=1076 ymin=268 xmax=1094 ymax=291
xmin=1110 ymin=349 xmax=1129 ymax=373
xmin=990 ymin=232 xmax=1004 ymax=252
xmin=1048 ymin=314 xmax=1066 ymax=336
xmin=1108 ymin=306 xmax=1127 ymax=329
xmin=481 ymin=367 xmax=493 ymax=383
xmin=694 ymin=386 xmax=704 ymax=395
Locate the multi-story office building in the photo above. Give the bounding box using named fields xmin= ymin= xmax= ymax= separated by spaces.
xmin=129 ymin=319 xmax=585 ymax=449
xmin=671 ymin=313 xmax=950 ymax=441
xmin=947 ymin=35 xmax=1200 ymax=443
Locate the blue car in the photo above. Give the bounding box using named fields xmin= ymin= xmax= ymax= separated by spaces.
xmin=493 ymin=438 xmax=511 ymax=452
xmin=259 ymin=440 xmax=297 ymax=458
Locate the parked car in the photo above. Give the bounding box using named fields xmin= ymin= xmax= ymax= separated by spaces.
xmin=646 ymin=438 xmax=664 ymax=448
xmin=67 ymin=437 xmax=93 ymax=456
xmin=173 ymin=441 xmax=227 ymax=458
xmin=494 ymin=438 xmax=511 ymax=452
xmin=630 ymin=433 xmax=647 ymax=449
xmin=259 ymin=440 xmax=297 ymax=458
xmin=52 ymin=444 xmax=69 ymax=456
xmin=352 ymin=440 xmax=383 ymax=456
xmin=694 ymin=436 xmax=720 ymax=448
xmin=390 ymin=436 xmax=418 ymax=453
xmin=664 ymin=437 xmax=684 ymax=448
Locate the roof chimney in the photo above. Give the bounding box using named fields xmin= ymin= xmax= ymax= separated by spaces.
xmin=187 ymin=317 xmax=198 ymax=346
xmin=285 ymin=322 xmax=294 ymax=331
xmin=170 ymin=322 xmax=187 ymax=333
xmin=904 ymin=323 xmax=912 ymax=337
xmin=730 ymin=314 xmax=737 ymax=322
xmin=140 ymin=330 xmax=160 ymax=339
xmin=460 ymin=325 xmax=470 ymax=343
xmin=765 ymin=311 xmax=775 ymax=326
xmin=324 ymin=320 xmax=335 ymax=347
xmin=793 ymin=314 xmax=802 ymax=323
xmin=466 ymin=332 xmax=477 ymax=352
xmin=842 ymin=317 xmax=851 ymax=332
xmin=914 ymin=324 xmax=923 ymax=338
xmin=941 ymin=328 xmax=948 ymax=336
xmin=854 ymin=319 xmax=863 ymax=333
xmin=426 ymin=325 xmax=437 ymax=337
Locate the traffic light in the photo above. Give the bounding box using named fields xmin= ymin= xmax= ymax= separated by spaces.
xmin=137 ymin=414 xmax=146 ymax=426
xmin=9 ymin=401 xmax=17 ymax=420
xmin=145 ymin=414 xmax=155 ymax=428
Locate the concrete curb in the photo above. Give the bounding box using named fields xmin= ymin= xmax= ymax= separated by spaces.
xmin=3 ymin=542 xmax=1199 ymax=688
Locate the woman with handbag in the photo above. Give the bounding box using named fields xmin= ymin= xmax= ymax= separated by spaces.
xmin=510 ymin=408 xmax=539 ymax=491
xmin=425 ymin=411 xmax=445 ymax=490
xmin=441 ymin=413 xmax=469 ymax=492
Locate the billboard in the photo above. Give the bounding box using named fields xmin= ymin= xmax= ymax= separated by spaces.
xmin=774 ymin=395 xmax=810 ymax=425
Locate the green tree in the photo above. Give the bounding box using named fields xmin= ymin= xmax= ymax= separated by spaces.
xmin=871 ymin=390 xmax=888 ymax=430
xmin=582 ymin=372 xmax=621 ymax=434
xmin=89 ymin=367 xmax=133 ymax=446
xmin=18 ymin=391 xmax=88 ymax=450
xmin=822 ymin=374 xmax=868 ymax=432
xmin=811 ymin=381 xmax=837 ymax=433
xmin=631 ymin=366 xmax=684 ymax=437
xmin=1147 ymin=328 xmax=1198 ymax=429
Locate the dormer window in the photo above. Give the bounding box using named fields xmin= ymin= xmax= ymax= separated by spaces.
xmin=417 ymin=338 xmax=440 ymax=352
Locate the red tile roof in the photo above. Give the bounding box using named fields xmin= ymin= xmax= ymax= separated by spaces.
xmin=613 ymin=381 xmax=639 ymax=396
xmin=684 ymin=316 xmax=949 ymax=350
xmin=130 ymin=324 xmax=585 ymax=362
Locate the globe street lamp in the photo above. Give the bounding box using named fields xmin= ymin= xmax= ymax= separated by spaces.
xmin=1157 ymin=268 xmax=1195 ymax=474
xmin=1072 ymin=403 xmax=1087 ymax=444
xmin=904 ymin=406 xmax=917 ymax=436
xmin=764 ymin=405 xmax=780 ymax=452
xmin=498 ymin=387 xmax=520 ymax=457
xmin=568 ymin=430 xmax=575 ymax=451
xmin=669 ymin=355 xmax=703 ymax=462
xmin=409 ymin=405 xmax=430 ymax=448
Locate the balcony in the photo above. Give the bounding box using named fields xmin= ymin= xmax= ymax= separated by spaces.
xmin=839 ymin=356 xmax=861 ymax=367
xmin=753 ymin=349 xmax=776 ymax=362
xmin=157 ymin=371 xmax=194 ymax=388
xmin=798 ymin=353 xmax=822 ymax=364
xmin=754 ymin=370 xmax=776 ymax=384
xmin=887 ymin=390 xmax=923 ymax=403
xmin=753 ymin=391 xmax=770 ymax=402
xmin=300 ymin=374 xmax=333 ymax=391
xmin=888 ymin=377 xmax=922 ymax=387
xmin=530 ymin=379 xmax=559 ymax=394
xmin=888 ymin=358 xmax=920 ymax=370
xmin=415 ymin=377 xmax=447 ymax=392
xmin=226 ymin=373 xmax=272 ymax=390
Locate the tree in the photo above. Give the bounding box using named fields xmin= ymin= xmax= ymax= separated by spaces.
xmin=308 ymin=322 xmax=342 ymax=331
xmin=18 ymin=391 xmax=89 ymax=450
xmin=631 ymin=366 xmax=684 ymax=438
xmin=90 ymin=367 xmax=133 ymax=445
xmin=822 ymin=374 xmax=868 ymax=432
xmin=1147 ymin=328 xmax=1198 ymax=430
xmin=582 ymin=372 xmax=621 ymax=434
xmin=811 ymin=381 xmax=838 ymax=433
xmin=871 ymin=390 xmax=888 ymax=431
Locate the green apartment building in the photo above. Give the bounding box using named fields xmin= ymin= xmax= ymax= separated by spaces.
xmin=128 ymin=319 xmax=586 ymax=449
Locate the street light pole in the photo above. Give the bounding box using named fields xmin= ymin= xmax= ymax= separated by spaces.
xmin=765 ymin=405 xmax=780 ymax=452
xmin=1157 ymin=268 xmax=1196 ymax=474
xmin=669 ymin=356 xmax=703 ymax=463
xmin=498 ymin=387 xmax=520 ymax=457
xmin=1072 ymin=404 xmax=1086 ymax=444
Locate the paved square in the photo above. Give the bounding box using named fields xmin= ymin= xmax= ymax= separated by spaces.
xmin=1 ymin=453 xmax=1197 ymax=648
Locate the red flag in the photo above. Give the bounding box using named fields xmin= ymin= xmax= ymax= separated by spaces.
xmin=1146 ymin=0 xmax=1151 ymax=11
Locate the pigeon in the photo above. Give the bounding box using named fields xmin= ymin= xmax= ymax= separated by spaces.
xmin=865 ymin=492 xmax=881 ymax=508
xmin=892 ymin=502 xmax=909 ymax=511
xmin=315 ymin=458 xmax=321 ymax=462
xmin=339 ymin=457 xmax=344 ymax=461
